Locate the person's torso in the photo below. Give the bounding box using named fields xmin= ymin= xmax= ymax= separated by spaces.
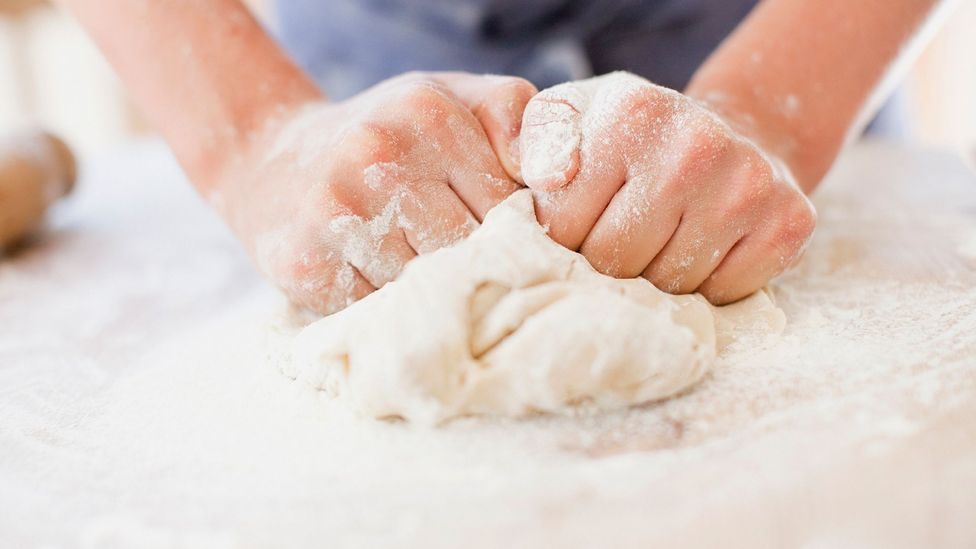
xmin=274 ymin=0 xmax=758 ymax=98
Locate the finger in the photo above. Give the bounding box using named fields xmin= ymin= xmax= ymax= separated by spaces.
xmin=530 ymin=74 xmax=673 ymax=250
xmin=427 ymin=72 xmax=538 ymax=183
xmin=399 ymin=180 xmax=480 ymax=254
xmin=332 ymin=183 xmax=476 ymax=290
xmin=440 ymin=111 xmax=523 ymax=221
xmin=249 ymin=198 xmax=379 ymax=316
xmin=697 ymin=190 xmax=816 ymax=304
xmin=527 ymin=85 xmax=628 ymax=249
xmin=519 ymin=82 xmax=587 ymax=191
xmin=693 ymin=233 xmax=784 ymax=304
xmin=641 ymin=214 xmax=742 ymax=295
xmin=696 ymin=219 xmax=812 ymax=305
xmin=638 ymin=158 xmax=749 ymax=294
xmin=326 ymin=202 xmax=417 ymax=290
xmin=329 ymin=176 xmax=476 ymax=287
xmin=577 ymin=174 xmax=683 ymax=278
xmin=532 ymin=145 xmax=629 ymax=251
xmin=355 ymin=231 xmax=417 ymax=289
xmin=371 ymin=78 xmax=522 ymax=221
xmin=286 ymin=254 xmax=377 ymax=316
xmin=520 ymin=73 xmax=663 ymax=192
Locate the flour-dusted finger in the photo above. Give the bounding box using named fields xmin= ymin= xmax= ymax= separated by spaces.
xmin=641 ymin=214 xmax=742 ymax=295
xmin=277 ymin=249 xmax=378 ymax=315
xmin=399 ymin=180 xmax=480 ymax=255
xmin=697 ymin=201 xmax=815 ymax=304
xmin=531 ymin=73 xmax=687 ymax=251
xmin=426 ymin=72 xmax=538 ymax=183
xmin=578 ymin=173 xmax=684 ymax=278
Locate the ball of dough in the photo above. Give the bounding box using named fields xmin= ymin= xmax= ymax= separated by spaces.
xmin=285 ymin=190 xmax=753 ymax=423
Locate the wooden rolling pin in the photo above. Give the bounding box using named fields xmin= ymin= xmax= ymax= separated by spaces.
xmin=0 ymin=130 xmax=76 ymax=250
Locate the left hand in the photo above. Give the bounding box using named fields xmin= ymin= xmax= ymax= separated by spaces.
xmin=214 ymin=71 xmax=536 ymax=314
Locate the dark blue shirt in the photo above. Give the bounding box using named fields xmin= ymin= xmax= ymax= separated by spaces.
xmin=275 ymin=0 xmax=757 ymax=98
xmin=274 ymin=0 xmax=905 ymax=135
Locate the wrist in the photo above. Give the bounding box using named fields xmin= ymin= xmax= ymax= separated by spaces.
xmin=686 ymin=82 xmax=832 ymax=194
xmin=197 ymin=80 xmax=324 ymax=198
xmin=209 ymin=99 xmax=339 ymax=242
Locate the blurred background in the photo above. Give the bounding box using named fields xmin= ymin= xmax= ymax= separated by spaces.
xmin=1 ymin=0 xmax=974 ymax=165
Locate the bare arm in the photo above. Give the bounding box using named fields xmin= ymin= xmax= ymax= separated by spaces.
xmin=516 ymin=0 xmax=952 ymax=304
xmin=686 ymin=0 xmax=953 ymax=193
xmin=56 ymin=0 xmax=321 ymax=194
xmin=56 ymin=0 xmax=537 ymax=314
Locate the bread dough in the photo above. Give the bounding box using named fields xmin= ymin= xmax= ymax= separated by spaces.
xmin=285 ymin=190 xmax=783 ymax=423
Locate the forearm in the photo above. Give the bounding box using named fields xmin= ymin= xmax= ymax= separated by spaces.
xmin=57 ymin=0 xmax=322 ymax=193
xmin=687 ymin=0 xmax=952 ymax=193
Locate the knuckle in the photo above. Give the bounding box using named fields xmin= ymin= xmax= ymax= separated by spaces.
xmin=362 ymin=158 xmax=414 ymax=194
xmin=676 ymin=125 xmax=734 ymax=175
xmin=394 ymin=79 xmax=453 ymax=112
xmin=698 ymin=283 xmax=730 ymax=305
xmin=297 ymin=268 xmax=349 ymax=315
xmin=617 ymin=85 xmax=660 ymax=118
xmin=324 ymin=175 xmax=369 ymax=217
xmin=373 ymin=71 xmax=429 ymax=95
xmin=724 ymin=180 xmax=763 ymax=217
xmin=665 ymin=119 xmax=732 ymax=185
xmin=720 ymin=154 xmax=776 ymax=216
xmin=739 ymin=149 xmax=775 ymax=185
xmin=644 ymin=262 xmax=684 ymax=295
xmin=580 ymin=243 xmax=625 ymax=279
xmin=480 ymin=77 xmax=538 ymax=137
xmin=492 ymin=76 xmax=538 ymax=99
xmin=699 ymin=275 xmax=757 ymax=305
xmin=762 ymin=196 xmax=817 ymax=269
xmin=594 ymin=76 xmax=671 ymax=123
xmin=777 ymin=196 xmax=818 ymax=243
xmin=689 ymin=123 xmax=734 ymax=159
xmin=650 ymin=176 xmax=683 ymax=204
xmin=794 ymin=197 xmax=818 ymax=233
xmin=337 ymin=122 xmax=404 ymax=167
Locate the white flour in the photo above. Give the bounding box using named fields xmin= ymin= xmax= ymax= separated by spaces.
xmin=959 ymin=229 xmax=976 ymax=263
xmin=0 ymin=141 xmax=975 ymax=548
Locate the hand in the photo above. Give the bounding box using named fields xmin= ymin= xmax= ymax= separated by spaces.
xmin=217 ymin=72 xmax=537 ymax=314
xmin=519 ymin=72 xmax=817 ymax=304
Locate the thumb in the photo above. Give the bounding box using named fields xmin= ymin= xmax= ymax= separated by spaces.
xmin=424 ymin=72 xmax=537 ymax=184
xmin=519 ymin=82 xmax=588 ymax=191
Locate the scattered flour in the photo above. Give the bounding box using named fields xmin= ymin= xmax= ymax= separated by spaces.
xmin=958 ymin=230 xmax=976 ymax=263
xmin=2 ymin=132 xmax=976 ymax=548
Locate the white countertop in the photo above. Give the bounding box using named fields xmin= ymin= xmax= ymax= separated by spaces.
xmin=1 ymin=140 xmax=974 ymax=548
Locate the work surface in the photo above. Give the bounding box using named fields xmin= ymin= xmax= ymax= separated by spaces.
xmin=1 ymin=141 xmax=975 ymax=548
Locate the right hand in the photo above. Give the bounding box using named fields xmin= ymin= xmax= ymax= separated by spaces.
xmin=217 ymin=72 xmax=537 ymax=314
xmin=518 ymin=73 xmax=817 ymax=305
